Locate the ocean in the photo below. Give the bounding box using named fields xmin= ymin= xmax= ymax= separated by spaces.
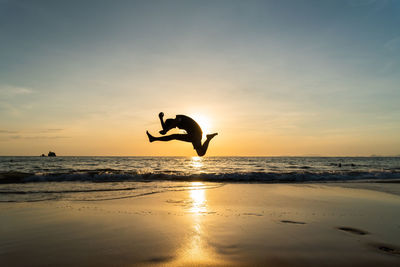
xmin=1 ymin=156 xmax=400 ymax=202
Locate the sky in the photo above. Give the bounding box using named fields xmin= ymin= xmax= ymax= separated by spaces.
xmin=0 ymin=0 xmax=399 ymax=156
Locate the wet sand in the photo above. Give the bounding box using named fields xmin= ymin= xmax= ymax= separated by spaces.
xmin=1 ymin=183 xmax=400 ymax=266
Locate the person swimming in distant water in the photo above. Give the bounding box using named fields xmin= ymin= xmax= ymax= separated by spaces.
xmin=146 ymin=112 xmax=218 ymax=157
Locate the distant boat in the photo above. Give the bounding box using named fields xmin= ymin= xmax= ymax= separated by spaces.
xmin=48 ymin=151 xmax=56 ymax=157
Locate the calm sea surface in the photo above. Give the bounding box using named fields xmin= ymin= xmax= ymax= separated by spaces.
xmin=1 ymin=156 xmax=399 ymax=202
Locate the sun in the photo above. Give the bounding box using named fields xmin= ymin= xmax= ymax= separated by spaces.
xmin=191 ymin=114 xmax=212 ymax=135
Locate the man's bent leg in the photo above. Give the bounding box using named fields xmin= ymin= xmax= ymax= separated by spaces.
xmin=154 ymin=134 xmax=192 ymax=142
xmin=195 ymin=133 xmax=218 ymax=156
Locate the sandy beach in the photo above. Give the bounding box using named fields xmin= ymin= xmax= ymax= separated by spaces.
xmin=1 ymin=182 xmax=400 ymax=266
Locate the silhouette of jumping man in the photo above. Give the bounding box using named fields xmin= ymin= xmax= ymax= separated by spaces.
xmin=146 ymin=112 xmax=218 ymax=156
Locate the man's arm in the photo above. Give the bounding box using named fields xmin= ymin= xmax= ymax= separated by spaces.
xmin=159 ymin=112 xmax=167 ymax=135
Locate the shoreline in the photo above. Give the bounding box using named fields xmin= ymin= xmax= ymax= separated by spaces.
xmin=1 ymin=183 xmax=400 ymax=266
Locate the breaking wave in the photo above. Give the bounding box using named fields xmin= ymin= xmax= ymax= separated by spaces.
xmin=1 ymin=169 xmax=400 ymax=184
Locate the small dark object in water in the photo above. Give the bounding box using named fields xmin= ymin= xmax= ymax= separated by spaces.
xmin=48 ymin=151 xmax=56 ymax=157
xmin=371 ymin=243 xmax=400 ymax=255
xmin=338 ymin=163 xmax=342 ymax=167
xmin=281 ymin=220 xmax=306 ymax=225
xmin=380 ymin=246 xmax=395 ymax=253
xmin=337 ymin=226 xmax=368 ymax=235
xmin=40 ymin=154 xmax=45 ymax=157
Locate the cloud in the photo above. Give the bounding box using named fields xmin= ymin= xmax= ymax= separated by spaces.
xmin=347 ymin=0 xmax=390 ymax=10
xmin=40 ymin=128 xmax=64 ymax=133
xmin=0 ymin=128 xmax=64 ymax=134
xmin=347 ymin=0 xmax=377 ymax=6
xmin=24 ymin=136 xmax=70 ymax=140
xmin=0 ymin=85 xmax=33 ymax=98
xmin=6 ymin=135 xmax=70 ymax=140
xmin=0 ymin=130 xmax=19 ymax=134
xmin=0 ymin=128 xmax=67 ymax=141
xmin=384 ymin=36 xmax=400 ymax=52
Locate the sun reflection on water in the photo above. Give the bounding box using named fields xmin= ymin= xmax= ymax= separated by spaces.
xmin=189 ymin=182 xmax=207 ymax=214
xmin=190 ymin=156 xmax=203 ymax=170
xmin=187 ymin=182 xmax=207 ymax=261
xmin=171 ymin=158 xmax=223 ymax=265
xmin=173 ymin=181 xmax=210 ymax=264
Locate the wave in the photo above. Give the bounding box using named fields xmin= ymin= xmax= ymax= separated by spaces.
xmin=0 ymin=181 xmax=223 ymax=203
xmin=1 ymin=169 xmax=400 ymax=184
xmin=0 ymin=187 xmax=138 ymax=194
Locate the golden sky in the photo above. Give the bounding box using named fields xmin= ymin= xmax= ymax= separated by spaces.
xmin=1 ymin=1 xmax=399 ymax=156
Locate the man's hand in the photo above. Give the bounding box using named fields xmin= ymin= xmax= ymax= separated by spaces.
xmin=159 ymin=112 xmax=164 ymax=119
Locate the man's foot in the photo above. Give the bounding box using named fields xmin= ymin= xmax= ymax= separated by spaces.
xmin=146 ymin=131 xmax=156 ymax=142
xmin=206 ymin=133 xmax=218 ymax=140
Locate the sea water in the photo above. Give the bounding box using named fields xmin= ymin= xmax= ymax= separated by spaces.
xmin=1 ymin=156 xmax=399 ymax=202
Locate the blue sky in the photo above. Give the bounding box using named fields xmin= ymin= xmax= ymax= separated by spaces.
xmin=1 ymin=0 xmax=399 ymax=155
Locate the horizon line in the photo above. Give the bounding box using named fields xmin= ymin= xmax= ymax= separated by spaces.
xmin=1 ymin=155 xmax=399 ymax=157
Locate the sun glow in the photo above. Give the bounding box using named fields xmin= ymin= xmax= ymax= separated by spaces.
xmin=190 ymin=114 xmax=212 ymax=135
